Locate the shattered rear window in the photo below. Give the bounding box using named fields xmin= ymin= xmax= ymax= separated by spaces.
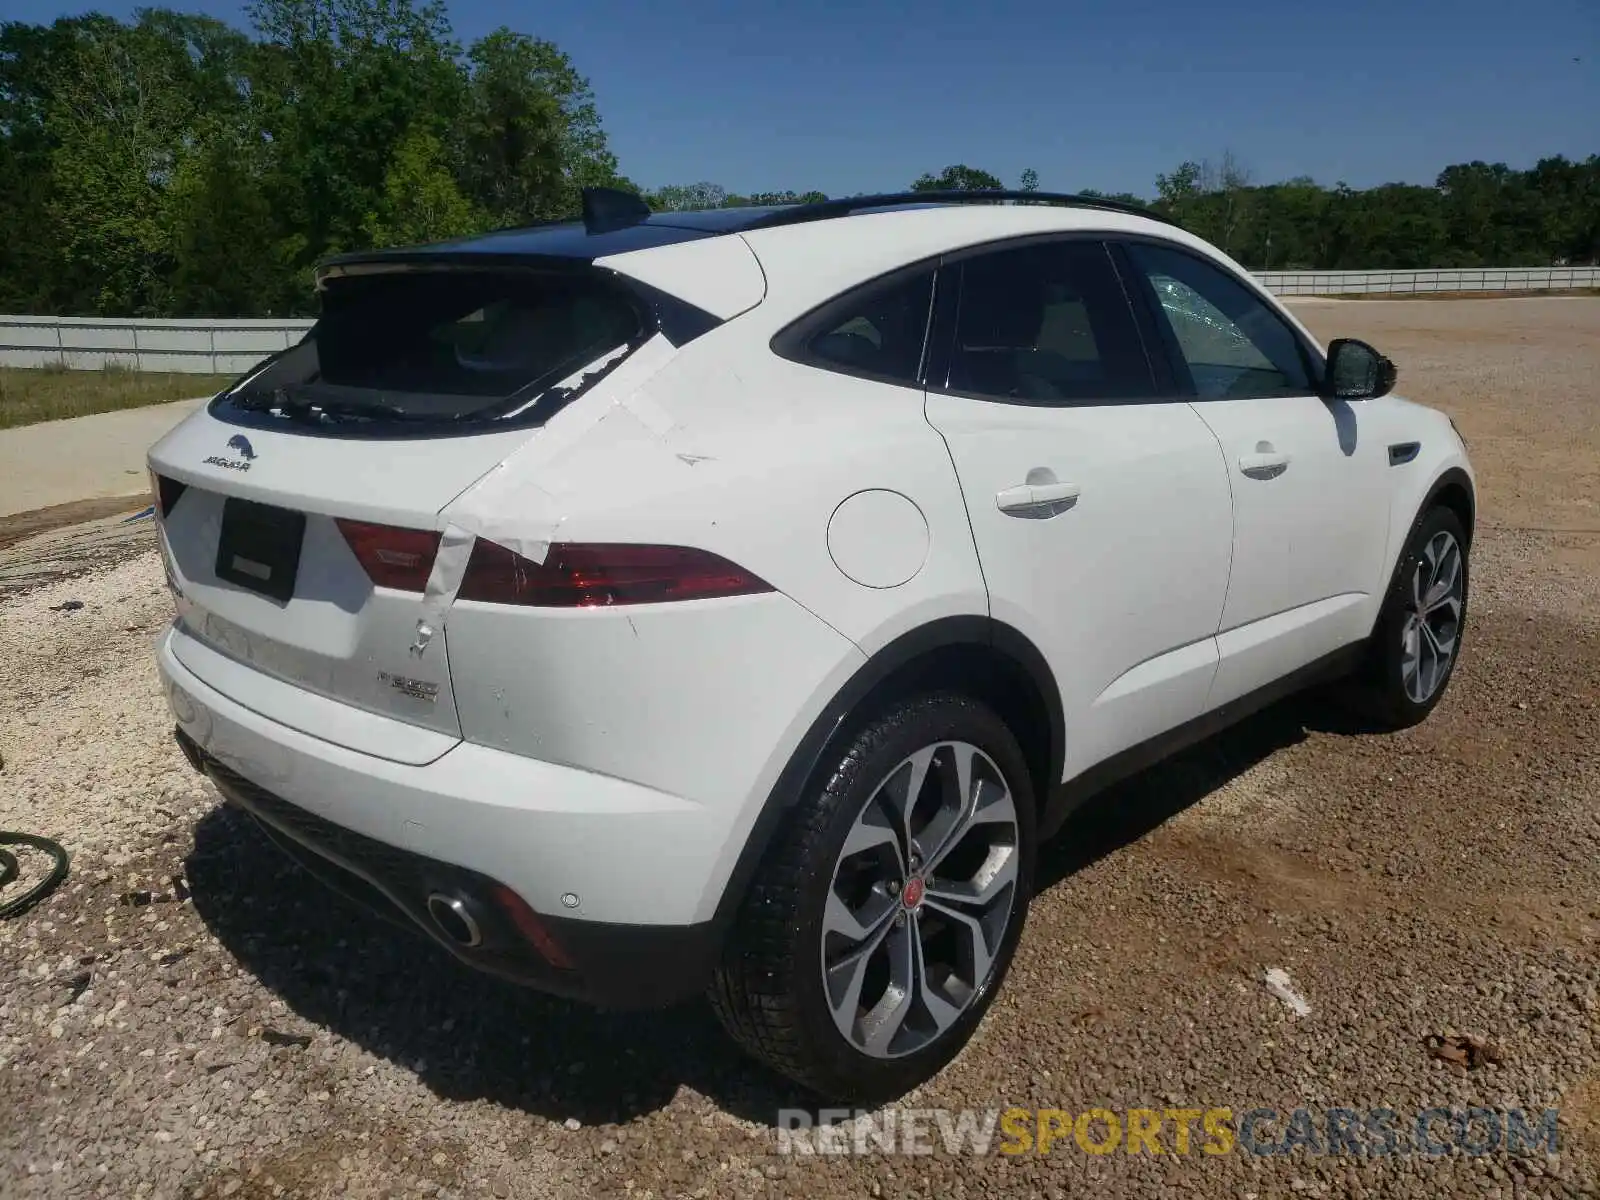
xmin=221 ymin=269 xmax=643 ymax=430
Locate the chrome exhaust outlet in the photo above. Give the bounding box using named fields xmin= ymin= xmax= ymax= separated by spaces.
xmin=426 ymin=892 xmax=483 ymax=948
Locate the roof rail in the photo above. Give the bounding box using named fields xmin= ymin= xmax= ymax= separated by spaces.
xmin=737 ymin=189 xmax=1181 ymax=231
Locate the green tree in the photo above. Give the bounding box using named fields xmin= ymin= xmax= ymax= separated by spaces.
xmin=648 ymin=181 xmax=728 ymax=211
xmin=246 ymin=0 xmax=466 ymax=308
xmin=1018 ymin=167 xmax=1039 ymax=192
xmin=911 ymin=164 xmax=1003 ymax=191
xmin=1154 ymin=161 xmax=1203 ymax=212
xmin=39 ymin=12 xmax=253 ymax=314
xmin=1078 ymin=188 xmax=1148 ymax=206
xmin=460 ymin=29 xmax=623 ymax=224
xmin=164 ymin=128 xmax=280 ymax=315
xmin=363 ymin=127 xmax=480 ymax=248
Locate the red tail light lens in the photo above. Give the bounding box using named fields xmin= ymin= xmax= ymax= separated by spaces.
xmin=458 ymin=542 xmax=772 ymax=608
xmin=335 ymin=519 xmax=442 ymax=591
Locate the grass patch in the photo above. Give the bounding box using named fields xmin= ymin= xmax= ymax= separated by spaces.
xmin=0 ymin=365 xmax=232 ymax=430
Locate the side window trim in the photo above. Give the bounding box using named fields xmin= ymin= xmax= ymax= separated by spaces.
xmin=924 ymin=260 xmax=958 ymax=392
xmin=769 ymin=258 xmax=940 ymax=391
xmin=926 ymin=236 xmax=1164 ymax=410
xmin=1105 ymin=240 xmax=1185 ymax=397
xmin=1108 ymin=235 xmax=1326 ymax=399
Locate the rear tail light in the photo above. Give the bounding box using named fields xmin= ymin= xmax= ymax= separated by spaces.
xmin=149 ymin=469 xmax=187 ymax=518
xmin=335 ymin=519 xmax=442 ymax=591
xmin=458 ymin=541 xmax=772 ymax=607
xmin=336 ymin=520 xmax=770 ymax=606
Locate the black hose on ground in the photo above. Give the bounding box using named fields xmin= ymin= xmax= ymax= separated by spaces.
xmin=0 ymin=832 xmax=70 ymax=919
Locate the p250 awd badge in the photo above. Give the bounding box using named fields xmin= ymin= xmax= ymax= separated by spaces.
xmin=378 ymin=672 xmax=439 ymax=703
xmin=204 ymin=435 xmax=257 ymax=472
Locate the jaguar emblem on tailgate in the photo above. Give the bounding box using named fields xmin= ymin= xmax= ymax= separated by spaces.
xmin=204 ymin=434 xmax=256 ymax=472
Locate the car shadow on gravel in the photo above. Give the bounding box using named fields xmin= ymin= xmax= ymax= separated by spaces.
xmin=185 ymin=693 xmax=1384 ymax=1127
xmin=184 ymin=806 xmax=813 ymax=1126
xmin=1036 ymin=691 xmax=1384 ymax=890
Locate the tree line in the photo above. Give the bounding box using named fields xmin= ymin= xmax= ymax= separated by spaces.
xmin=2 ymin=4 xmax=1596 ymax=319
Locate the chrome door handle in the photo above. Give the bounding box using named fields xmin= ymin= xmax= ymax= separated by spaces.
xmin=1238 ymin=450 xmax=1291 ymax=480
xmin=996 ymin=481 xmax=1081 ymax=519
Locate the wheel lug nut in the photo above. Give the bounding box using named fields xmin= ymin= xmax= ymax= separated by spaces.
xmin=887 ymin=880 xmax=900 ymax=895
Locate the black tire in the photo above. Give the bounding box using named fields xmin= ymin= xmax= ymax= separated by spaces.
xmin=1344 ymin=505 xmax=1469 ymax=728
xmin=708 ymin=692 xmax=1036 ymax=1102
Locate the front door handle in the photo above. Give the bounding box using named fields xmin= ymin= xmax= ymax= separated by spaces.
xmin=996 ymin=480 xmax=1081 ymax=519
xmin=1238 ymin=446 xmax=1291 ymax=480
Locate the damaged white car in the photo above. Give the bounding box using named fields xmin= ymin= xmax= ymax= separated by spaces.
xmin=151 ymin=188 xmax=1474 ymax=1100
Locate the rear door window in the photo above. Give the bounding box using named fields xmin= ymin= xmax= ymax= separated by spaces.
xmin=943 ymin=241 xmax=1156 ymax=404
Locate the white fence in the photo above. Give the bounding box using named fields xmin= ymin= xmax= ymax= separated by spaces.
xmin=1256 ymin=266 xmax=1600 ymax=296
xmin=0 ymin=315 xmax=312 ymax=374
xmin=2 ymin=265 xmax=1597 ymax=373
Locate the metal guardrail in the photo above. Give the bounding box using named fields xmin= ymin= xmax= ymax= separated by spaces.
xmin=0 ymin=315 xmax=312 ymax=375
xmin=2 ymin=266 xmax=1596 ymax=373
xmin=1255 ymin=266 xmax=1600 ymax=296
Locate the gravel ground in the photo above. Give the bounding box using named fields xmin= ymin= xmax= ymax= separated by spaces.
xmin=2 ymin=298 xmax=1598 ymax=1199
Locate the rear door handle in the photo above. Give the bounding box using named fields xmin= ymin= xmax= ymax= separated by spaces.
xmin=1238 ymin=450 xmax=1291 ymax=480
xmin=996 ymin=481 xmax=1081 ymax=519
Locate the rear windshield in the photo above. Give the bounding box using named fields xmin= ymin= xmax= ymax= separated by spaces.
xmin=219 ymin=269 xmax=644 ymax=432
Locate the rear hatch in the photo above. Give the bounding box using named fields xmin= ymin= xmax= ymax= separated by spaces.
xmin=150 ymin=264 xmax=655 ymax=764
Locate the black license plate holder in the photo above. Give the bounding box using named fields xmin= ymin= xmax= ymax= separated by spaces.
xmin=215 ymin=498 xmax=305 ymax=604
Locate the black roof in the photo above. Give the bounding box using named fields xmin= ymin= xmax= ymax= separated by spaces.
xmin=318 ymin=188 xmax=1178 ymax=277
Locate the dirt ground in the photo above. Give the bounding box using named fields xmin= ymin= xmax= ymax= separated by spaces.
xmin=1 ymin=297 xmax=1597 ymax=1200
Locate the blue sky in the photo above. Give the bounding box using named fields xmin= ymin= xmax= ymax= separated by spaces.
xmin=12 ymin=0 xmax=1598 ymax=196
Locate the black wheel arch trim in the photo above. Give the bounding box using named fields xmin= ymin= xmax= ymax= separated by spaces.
xmin=708 ymin=615 xmax=1063 ymax=931
xmin=1421 ymin=466 xmax=1476 ymax=542
xmin=1366 ymin=465 xmax=1475 ymax=645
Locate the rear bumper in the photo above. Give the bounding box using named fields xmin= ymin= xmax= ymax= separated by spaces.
xmin=158 ymin=624 xmax=729 ymax=1008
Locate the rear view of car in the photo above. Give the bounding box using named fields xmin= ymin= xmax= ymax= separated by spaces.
xmin=151 ymin=217 xmax=867 ymax=1013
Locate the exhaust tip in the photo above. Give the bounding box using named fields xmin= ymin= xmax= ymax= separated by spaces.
xmin=426 ymin=892 xmax=483 ymax=948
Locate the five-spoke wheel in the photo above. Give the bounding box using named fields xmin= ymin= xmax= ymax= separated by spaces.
xmin=822 ymin=741 xmax=1020 ymax=1059
xmin=1400 ymin=528 xmax=1464 ymax=704
xmin=710 ymin=694 xmax=1035 ymax=1101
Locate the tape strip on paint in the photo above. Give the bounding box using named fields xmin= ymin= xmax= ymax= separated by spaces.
xmin=410 ymin=333 xmax=682 ymax=654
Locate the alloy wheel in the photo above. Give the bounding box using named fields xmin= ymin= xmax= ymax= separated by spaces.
xmin=820 ymin=741 xmax=1020 ymax=1059
xmin=1400 ymin=529 xmax=1464 ymax=704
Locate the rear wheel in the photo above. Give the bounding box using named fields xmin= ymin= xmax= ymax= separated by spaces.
xmin=709 ymin=693 xmax=1035 ymax=1101
xmin=1346 ymin=506 xmax=1469 ymax=728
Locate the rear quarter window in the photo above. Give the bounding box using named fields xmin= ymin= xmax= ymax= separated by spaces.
xmin=774 ymin=269 xmax=936 ymax=388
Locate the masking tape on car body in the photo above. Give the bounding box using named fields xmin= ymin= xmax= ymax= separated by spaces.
xmin=410 ymin=332 xmax=685 ymax=655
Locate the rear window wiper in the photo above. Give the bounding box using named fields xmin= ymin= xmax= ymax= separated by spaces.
xmin=230 ymin=384 xmax=426 ymax=424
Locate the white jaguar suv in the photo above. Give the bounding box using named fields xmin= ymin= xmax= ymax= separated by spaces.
xmin=150 ymin=188 xmax=1474 ymax=1100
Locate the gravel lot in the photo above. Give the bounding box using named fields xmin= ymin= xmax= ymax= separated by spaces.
xmin=2 ymin=298 xmax=1598 ymax=1199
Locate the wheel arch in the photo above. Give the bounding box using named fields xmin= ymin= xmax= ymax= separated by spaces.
xmin=709 ymin=615 xmax=1063 ymax=928
xmin=1424 ymin=466 xmax=1476 ymax=549
xmin=1369 ymin=464 xmax=1476 ymax=644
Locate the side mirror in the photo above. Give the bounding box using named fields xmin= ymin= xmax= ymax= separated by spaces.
xmin=1323 ymin=338 xmax=1397 ymax=401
